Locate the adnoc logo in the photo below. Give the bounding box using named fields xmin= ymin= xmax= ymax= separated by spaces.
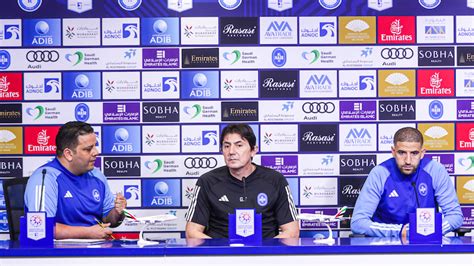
xmin=272 ymin=48 xmax=287 ymax=67
xmin=219 ymin=0 xmax=241 ymax=10
xmin=419 ymin=0 xmax=441 ymax=9
xmin=118 ymin=0 xmax=142 ymax=11
xmin=319 ymin=0 xmax=342 ymax=10
xmin=18 ymin=0 xmax=42 ymax=12
xmin=0 ymin=50 xmax=11 ymax=70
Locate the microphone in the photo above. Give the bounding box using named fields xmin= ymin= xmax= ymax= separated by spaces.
xmin=411 ymin=181 xmax=420 ymax=208
xmin=38 ymin=168 xmax=46 ymax=212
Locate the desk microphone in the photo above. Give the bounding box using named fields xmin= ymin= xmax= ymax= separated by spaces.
xmin=411 ymin=181 xmax=420 ymax=208
xmin=38 ymin=168 xmax=46 ymax=212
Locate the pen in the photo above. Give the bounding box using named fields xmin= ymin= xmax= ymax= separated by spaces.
xmin=94 ymin=217 xmax=115 ymax=239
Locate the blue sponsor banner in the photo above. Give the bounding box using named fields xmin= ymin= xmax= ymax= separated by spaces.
xmin=181 ymin=71 xmax=219 ymax=99
xmin=141 ymin=18 xmax=179 ymax=46
xmin=63 ymin=72 xmax=101 ymax=100
xmin=0 ymin=181 xmax=5 ymax=209
xmin=142 ymin=179 xmax=181 ymax=207
xmin=23 ymin=19 xmax=61 ymax=47
xmin=0 ymin=211 xmax=7 ymax=232
xmin=102 ymin=125 xmax=141 ymax=154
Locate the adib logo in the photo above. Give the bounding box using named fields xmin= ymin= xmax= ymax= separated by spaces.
xmin=360 ymin=75 xmax=375 ymax=90
xmin=202 ymin=130 xmax=218 ymax=146
xmin=143 ymin=179 xmax=180 ymax=207
xmin=103 ymin=126 xmax=141 ymax=154
xmin=142 ymin=18 xmax=179 ymax=45
xmin=302 ymin=50 xmax=320 ymax=64
xmin=122 ymin=23 xmax=138 ymax=39
xmin=272 ymin=48 xmax=286 ymax=67
xmin=429 ymin=100 xmax=443 ymax=120
xmin=26 ymin=19 xmax=60 ymax=46
xmin=4 ymin=24 xmax=20 ymax=40
xmin=75 ymin=103 xmax=89 ymax=122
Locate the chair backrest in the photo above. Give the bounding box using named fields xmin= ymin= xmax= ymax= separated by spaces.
xmin=3 ymin=177 xmax=29 ymax=241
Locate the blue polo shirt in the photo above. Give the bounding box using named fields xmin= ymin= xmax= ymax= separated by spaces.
xmin=351 ymin=157 xmax=463 ymax=237
xmin=24 ymin=158 xmax=114 ymax=226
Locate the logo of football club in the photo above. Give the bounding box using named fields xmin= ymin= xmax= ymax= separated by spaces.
xmin=268 ymin=0 xmax=293 ymax=12
xmin=18 ymin=0 xmax=42 ymax=12
xmin=367 ymin=0 xmax=392 ymax=11
xmin=92 ymin=189 xmax=101 ymax=201
xmin=0 ymin=50 xmax=11 ymax=70
xmin=418 ymin=183 xmax=428 ymax=196
xmin=257 ymin=193 xmax=268 ymax=207
xmin=168 ymin=0 xmax=193 ymax=12
xmin=319 ymin=0 xmax=342 ymax=10
xmin=68 ymin=0 xmax=93 ymax=13
xmin=218 ymin=0 xmax=242 ymax=10
xmin=118 ymin=0 xmax=142 ymax=11
xmin=419 ymin=0 xmax=441 ymax=9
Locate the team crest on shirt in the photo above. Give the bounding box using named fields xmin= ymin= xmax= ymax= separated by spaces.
xmin=418 ymin=183 xmax=428 ymax=196
xmin=257 ymin=193 xmax=268 ymax=206
xmin=92 ymin=189 xmax=101 ymax=201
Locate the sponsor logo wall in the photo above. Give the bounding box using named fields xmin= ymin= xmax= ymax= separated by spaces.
xmin=0 ymin=0 xmax=473 ymax=238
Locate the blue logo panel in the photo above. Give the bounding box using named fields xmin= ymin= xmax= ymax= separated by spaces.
xmin=63 ymin=72 xmax=101 ymax=100
xmin=0 ymin=50 xmax=11 ymax=69
xmin=23 ymin=19 xmax=61 ymax=46
xmin=181 ymin=71 xmax=219 ymax=99
xmin=142 ymin=179 xmax=180 ymax=207
xmin=141 ymin=18 xmax=179 ymax=46
xmin=102 ymin=125 xmax=141 ymax=154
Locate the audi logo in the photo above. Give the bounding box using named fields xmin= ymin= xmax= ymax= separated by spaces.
xmin=184 ymin=157 xmax=218 ymax=169
xmin=26 ymin=50 xmax=59 ymax=62
xmin=381 ymin=48 xmax=414 ymax=59
xmin=302 ymin=102 xmax=335 ymax=114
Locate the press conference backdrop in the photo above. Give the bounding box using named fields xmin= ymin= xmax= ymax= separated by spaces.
xmin=0 ymin=0 xmax=473 ymax=239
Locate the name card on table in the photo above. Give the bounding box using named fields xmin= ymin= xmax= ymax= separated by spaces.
xmin=20 ymin=212 xmax=54 ymax=247
xmin=409 ymin=208 xmax=442 ymax=244
xmin=228 ymin=209 xmax=262 ymax=245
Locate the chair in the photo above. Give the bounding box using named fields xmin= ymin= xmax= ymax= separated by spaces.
xmin=3 ymin=177 xmax=29 ymax=241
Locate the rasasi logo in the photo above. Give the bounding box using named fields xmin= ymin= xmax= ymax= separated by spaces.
xmin=145 ymin=159 xmax=163 ymax=173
